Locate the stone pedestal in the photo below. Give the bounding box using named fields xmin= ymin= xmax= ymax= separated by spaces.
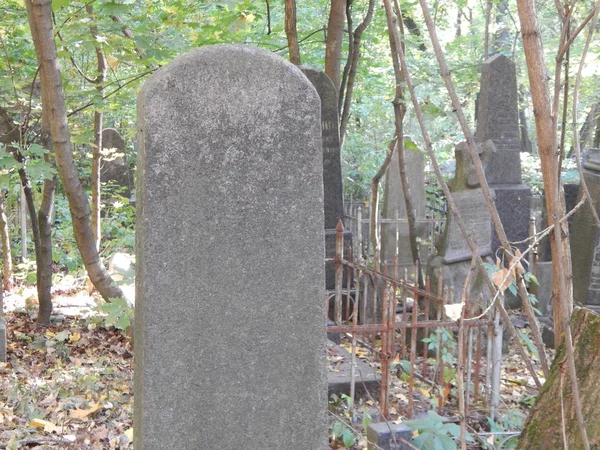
xmin=572 ymin=149 xmax=600 ymax=305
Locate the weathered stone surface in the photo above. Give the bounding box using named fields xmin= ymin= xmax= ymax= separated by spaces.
xmin=367 ymin=422 xmax=414 ymax=450
xmin=101 ymin=128 xmax=133 ymax=197
xmin=327 ymin=340 xmax=380 ymax=400
xmin=491 ymin=185 xmax=531 ymax=256
xmin=441 ymin=189 xmax=493 ymax=264
xmin=135 ymin=45 xmax=327 ymax=450
xmin=381 ymin=145 xmax=428 ymax=271
xmin=300 ymin=67 xmax=344 ymax=229
xmin=450 ymin=140 xmax=496 ymax=190
xmin=475 ymin=54 xmax=522 ymax=185
xmin=571 ymin=150 xmax=600 ymax=305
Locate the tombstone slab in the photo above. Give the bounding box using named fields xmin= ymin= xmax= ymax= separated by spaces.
xmin=101 ymin=128 xmax=133 ymax=197
xmin=135 ymin=45 xmax=327 ymax=450
xmin=442 ymin=189 xmax=493 ymax=264
xmin=381 ymin=145 xmax=428 ymax=271
xmin=299 ymin=67 xmax=344 ymax=229
xmin=491 ymin=185 xmax=531 ymax=255
xmin=475 ymin=55 xmax=522 ymax=186
xmin=572 ymin=149 xmax=600 ymax=305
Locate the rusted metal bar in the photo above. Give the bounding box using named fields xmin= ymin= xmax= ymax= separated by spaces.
xmin=409 ymin=285 xmax=418 ymax=419
xmin=422 ymin=275 xmax=431 ymax=376
xmin=326 ymin=318 xmax=491 ymax=333
xmin=474 ymin=326 xmax=482 ymax=405
xmin=335 ymin=220 xmax=344 ymax=325
xmin=380 ymin=275 xmax=391 ymax=419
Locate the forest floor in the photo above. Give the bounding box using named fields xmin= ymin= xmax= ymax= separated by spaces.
xmin=0 ymin=285 xmax=549 ymax=449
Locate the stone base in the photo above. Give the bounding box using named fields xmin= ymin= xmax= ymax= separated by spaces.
xmin=491 ymin=184 xmax=531 ymax=257
xmin=430 ymin=255 xmax=493 ymax=305
xmin=367 ymin=422 xmax=413 ymax=450
xmin=327 ymin=340 xmax=380 ymax=400
xmin=325 ymin=229 xmax=353 ymax=290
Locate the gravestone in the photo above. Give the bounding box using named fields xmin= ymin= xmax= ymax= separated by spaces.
xmin=431 ymin=138 xmax=495 ymax=302
xmin=381 ymin=142 xmax=428 ymax=274
xmin=475 ymin=55 xmax=531 ymax=257
xmin=101 ymin=128 xmax=133 ymax=198
xmin=572 ymin=149 xmax=600 ymax=305
xmin=299 ymin=67 xmax=352 ymax=292
xmin=299 ymin=67 xmax=344 ymax=229
xmin=135 ymin=45 xmax=327 ymax=450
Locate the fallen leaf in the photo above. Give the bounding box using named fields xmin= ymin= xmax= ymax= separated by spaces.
xmin=70 ymin=402 xmax=101 ymax=420
xmin=28 ymin=418 xmax=58 ymax=433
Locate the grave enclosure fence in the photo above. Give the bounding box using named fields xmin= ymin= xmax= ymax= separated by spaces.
xmin=326 ymin=206 xmax=502 ymax=422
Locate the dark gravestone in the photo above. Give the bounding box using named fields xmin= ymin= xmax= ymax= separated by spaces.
xmin=101 ymin=128 xmax=133 ymax=198
xmin=475 ymin=55 xmax=522 ymax=185
xmin=135 ymin=45 xmax=327 ymax=450
xmin=299 ymin=67 xmax=344 ymax=229
xmin=572 ymin=149 xmax=600 ymax=305
xmin=300 ymin=67 xmax=352 ymax=293
xmin=474 ymin=55 xmax=531 ymax=257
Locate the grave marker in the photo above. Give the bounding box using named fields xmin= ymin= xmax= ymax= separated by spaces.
xmin=135 ymin=45 xmax=328 ymax=449
xmin=572 ymin=149 xmax=600 ymax=305
xmin=101 ymin=128 xmax=133 ymax=198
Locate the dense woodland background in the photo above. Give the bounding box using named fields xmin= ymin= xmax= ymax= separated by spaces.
xmin=2 ymin=0 xmax=600 ymax=448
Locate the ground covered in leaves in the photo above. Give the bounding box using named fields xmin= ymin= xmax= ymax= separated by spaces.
xmin=0 ymin=312 xmax=133 ymax=449
xmin=0 ymin=294 xmax=548 ymax=450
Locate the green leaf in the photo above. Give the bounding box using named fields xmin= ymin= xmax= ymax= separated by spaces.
xmin=342 ymin=428 xmax=355 ymax=448
xmin=52 ymin=0 xmax=71 ymax=10
xmin=332 ymin=421 xmax=344 ymax=438
xmin=54 ymin=331 xmax=70 ymax=342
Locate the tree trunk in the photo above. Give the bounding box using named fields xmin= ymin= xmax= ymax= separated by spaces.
xmin=284 ymin=0 xmax=301 ymax=65
xmin=36 ymin=107 xmax=56 ymax=326
xmin=517 ymin=0 xmax=572 ymax=342
xmin=0 ymin=193 xmax=13 ymax=291
xmin=519 ymin=308 xmax=600 ymax=448
xmin=325 ymin=0 xmax=346 ymax=91
xmin=25 ymin=0 xmax=123 ymax=301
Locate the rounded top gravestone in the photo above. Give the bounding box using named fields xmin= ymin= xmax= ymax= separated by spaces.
xmin=135 ymin=45 xmax=328 ymax=450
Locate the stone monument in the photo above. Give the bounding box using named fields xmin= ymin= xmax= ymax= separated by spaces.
xmin=135 ymin=45 xmax=327 ymax=449
xmin=571 ymin=149 xmax=600 ymax=305
xmin=475 ymin=54 xmax=531 ymax=256
xmin=300 ymin=66 xmax=352 ymax=292
xmin=381 ymin=141 xmax=428 ymax=276
xmin=101 ymin=128 xmax=133 ymax=198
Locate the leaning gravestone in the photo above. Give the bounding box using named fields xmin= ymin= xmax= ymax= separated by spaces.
xmin=431 ymin=139 xmax=495 ymax=302
xmin=381 ymin=140 xmax=428 ymax=276
xmin=135 ymin=45 xmax=327 ymax=450
xmin=571 ymin=149 xmax=600 ymax=305
xmin=101 ymin=128 xmax=134 ymax=198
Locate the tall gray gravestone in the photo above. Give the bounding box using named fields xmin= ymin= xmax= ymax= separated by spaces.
xmin=381 ymin=141 xmax=428 ymax=275
xmin=475 ymin=55 xmax=531 ymax=256
xmin=571 ymin=149 xmax=600 ymax=305
xmin=299 ymin=66 xmax=351 ymax=292
xmin=101 ymin=128 xmax=133 ymax=198
xmin=135 ymin=45 xmax=328 ymax=450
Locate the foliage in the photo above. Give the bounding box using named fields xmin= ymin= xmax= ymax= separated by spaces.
xmin=328 ymin=393 xmax=372 ymax=448
xmin=404 ymin=410 xmax=473 ymax=450
xmin=94 ymin=297 xmax=134 ymax=331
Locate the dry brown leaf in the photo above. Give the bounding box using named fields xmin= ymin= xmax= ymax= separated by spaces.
xmin=491 ymin=267 xmax=512 ymax=293
xmin=69 ymin=402 xmax=101 ymax=420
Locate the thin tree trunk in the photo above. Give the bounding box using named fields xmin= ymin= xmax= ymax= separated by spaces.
xmin=339 ymin=0 xmax=375 ymax=144
xmin=383 ymin=0 xmax=424 ymax=290
xmin=0 ymin=193 xmax=13 ymax=291
xmin=325 ymin=0 xmax=346 ymax=91
xmin=87 ymin=5 xmax=106 ymax=250
xmin=517 ymin=0 xmax=589 ymax=447
xmin=284 ymin=0 xmax=301 ymax=65
xmin=25 ymin=0 xmax=123 ymax=301
xmin=36 ymin=104 xmax=56 ymax=325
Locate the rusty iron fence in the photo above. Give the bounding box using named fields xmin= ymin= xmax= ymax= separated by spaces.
xmin=326 ymin=221 xmax=502 ymax=421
